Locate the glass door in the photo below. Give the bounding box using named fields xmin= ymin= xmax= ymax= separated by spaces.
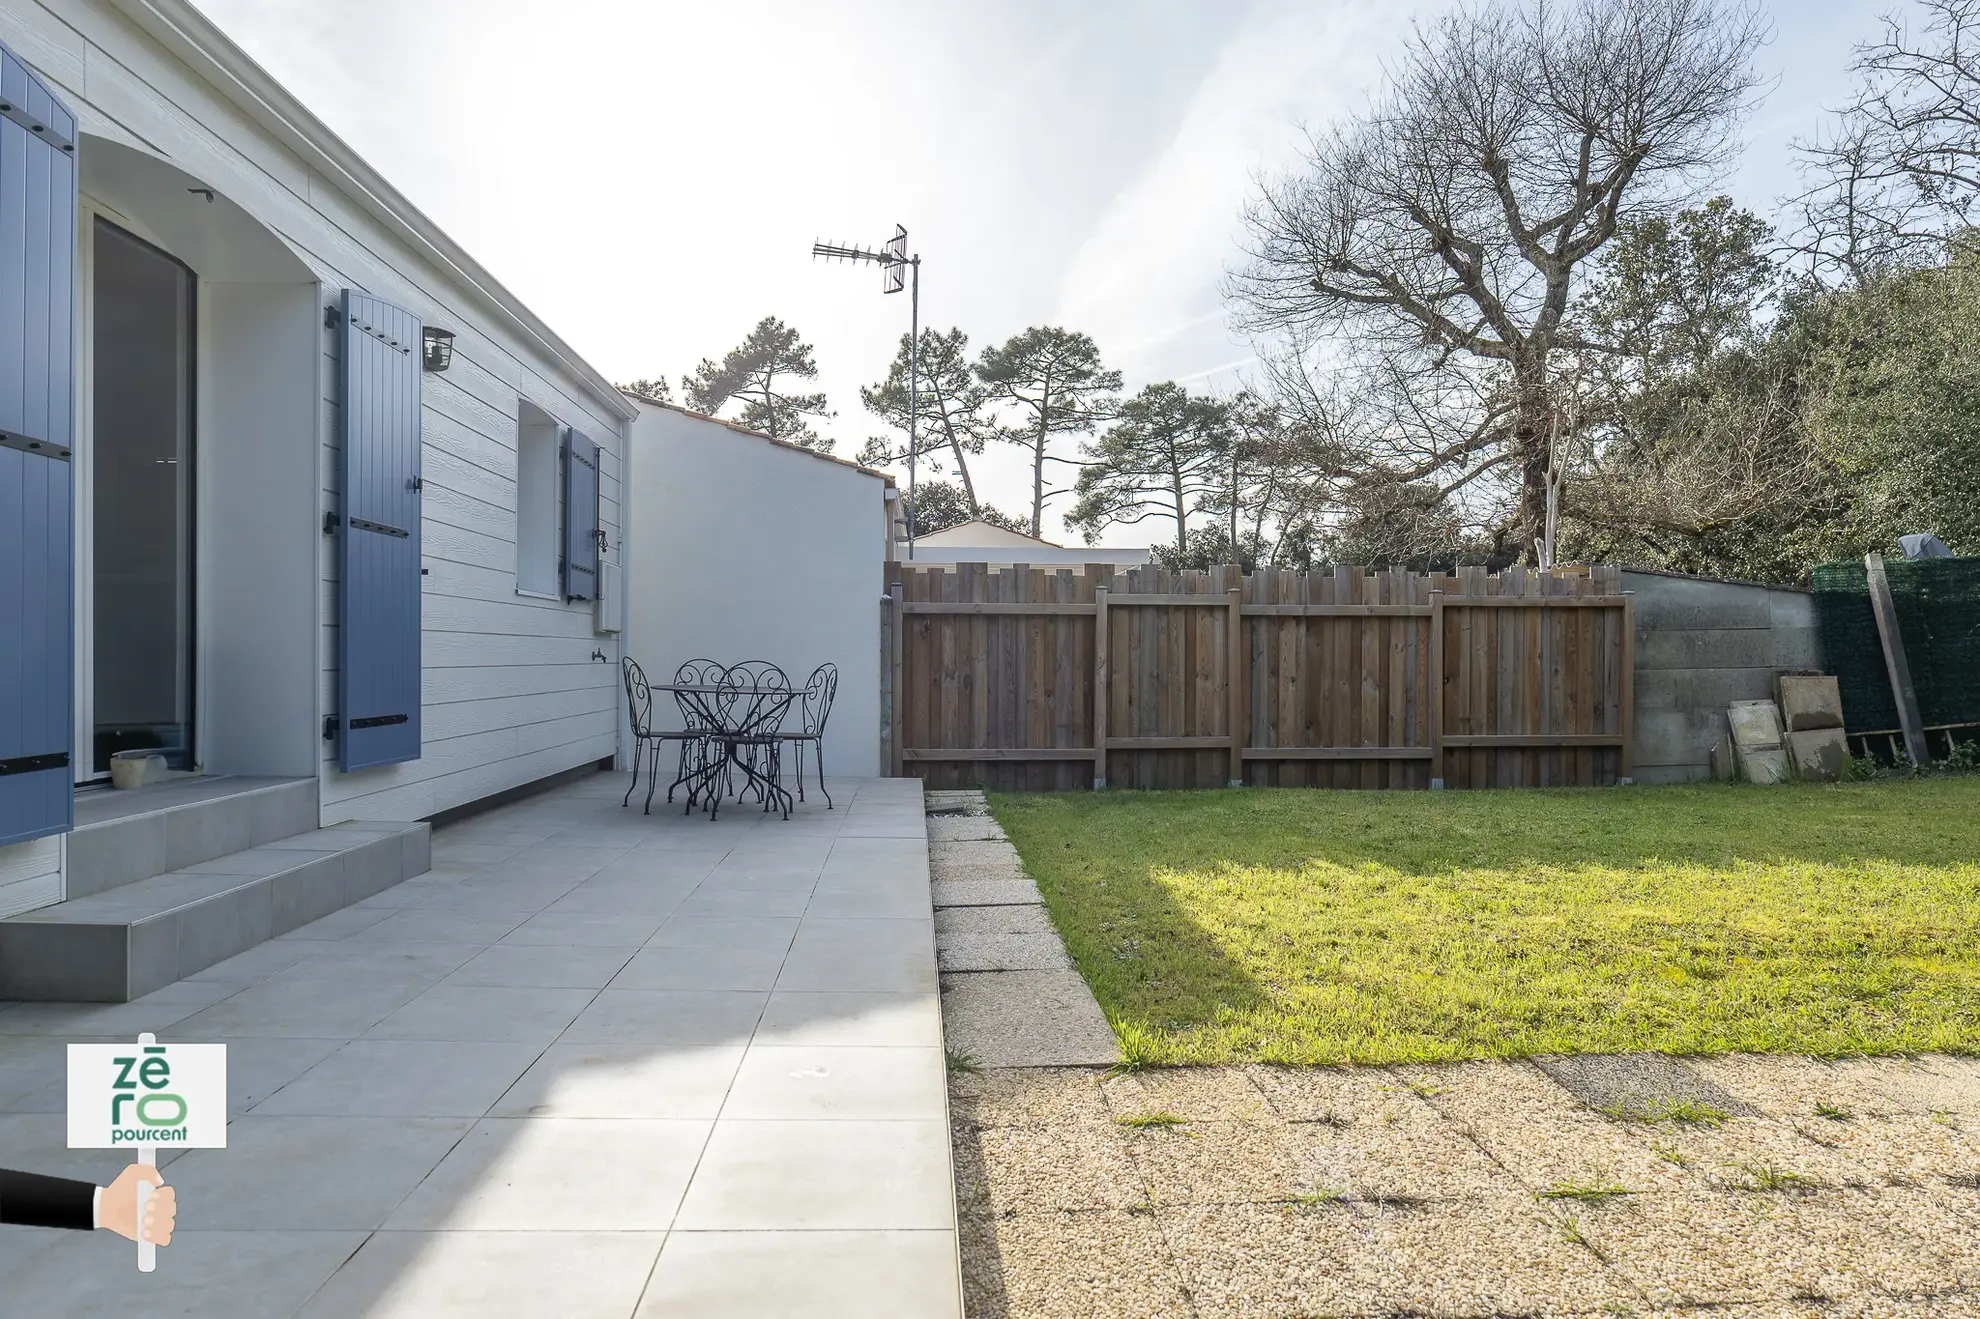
xmin=90 ymin=218 xmax=196 ymax=774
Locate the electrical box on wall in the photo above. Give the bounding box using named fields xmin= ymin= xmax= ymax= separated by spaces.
xmin=595 ymin=560 xmax=622 ymax=634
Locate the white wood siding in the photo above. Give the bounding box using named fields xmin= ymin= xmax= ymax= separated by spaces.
xmin=0 ymin=838 xmax=64 ymax=920
xmin=11 ymin=0 xmax=630 ymax=824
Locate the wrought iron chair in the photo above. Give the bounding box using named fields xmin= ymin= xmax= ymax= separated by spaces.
xmin=660 ymin=658 xmax=728 ymax=814
xmin=706 ymin=662 xmax=793 ymax=820
xmin=779 ymin=663 xmax=838 ymax=808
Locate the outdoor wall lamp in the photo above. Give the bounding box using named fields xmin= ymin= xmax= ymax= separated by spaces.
xmin=421 ymin=326 xmax=456 ymax=373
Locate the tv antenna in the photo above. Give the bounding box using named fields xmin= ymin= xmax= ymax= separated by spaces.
xmin=813 ymin=225 xmax=921 ymax=557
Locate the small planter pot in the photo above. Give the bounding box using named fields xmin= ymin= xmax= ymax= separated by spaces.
xmin=110 ymin=751 xmax=166 ymax=790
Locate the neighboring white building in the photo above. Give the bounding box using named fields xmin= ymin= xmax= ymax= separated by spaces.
xmin=623 ymin=398 xmax=894 ymax=779
xmin=908 ymin=519 xmax=1152 ymax=569
xmin=0 ymin=2 xmax=635 ymax=975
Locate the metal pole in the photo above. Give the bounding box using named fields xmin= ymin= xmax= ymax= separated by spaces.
xmin=907 ymin=255 xmax=920 ymax=560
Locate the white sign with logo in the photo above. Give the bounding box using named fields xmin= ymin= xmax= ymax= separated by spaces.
xmin=68 ymin=1033 xmax=225 ymax=1271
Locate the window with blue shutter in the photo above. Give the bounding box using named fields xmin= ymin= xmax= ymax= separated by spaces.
xmin=563 ymin=428 xmax=600 ymax=602
xmin=0 ymin=42 xmax=77 ymax=846
xmin=335 ymin=289 xmax=422 ymax=771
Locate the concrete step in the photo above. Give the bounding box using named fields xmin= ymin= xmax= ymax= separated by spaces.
xmin=68 ymin=776 xmax=321 ymax=899
xmin=0 ymin=822 xmax=430 ymax=1002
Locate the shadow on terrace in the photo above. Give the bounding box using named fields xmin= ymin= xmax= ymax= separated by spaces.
xmin=0 ymin=773 xmax=958 ymax=1316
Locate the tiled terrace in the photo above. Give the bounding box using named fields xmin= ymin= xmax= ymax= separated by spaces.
xmin=0 ymin=772 xmax=960 ymax=1317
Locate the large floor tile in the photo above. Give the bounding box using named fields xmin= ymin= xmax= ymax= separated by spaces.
xmin=639 ymin=1229 xmax=962 ymax=1318
xmin=348 ymin=908 xmax=531 ymax=945
xmin=499 ymin=909 xmax=665 ymax=946
xmin=163 ymin=1114 xmax=470 ymax=1229
xmin=362 ymin=983 xmax=596 ymax=1044
xmin=273 ymin=941 xmax=484 ymax=987
xmin=0 ymin=1228 xmax=367 ymax=1318
xmin=251 ymin=1039 xmax=543 ymax=1116
xmin=612 ymin=945 xmax=788 ymax=991
xmin=674 ymin=887 xmax=814 ymax=919
xmin=299 ymin=1230 xmax=663 ymax=1319
xmin=441 ymin=943 xmax=636 ymax=989
xmin=647 ymin=915 xmax=801 ymax=952
xmin=491 ymin=1041 xmax=747 ymax=1119
xmin=174 ymin=977 xmax=426 ymax=1039
xmin=675 ymin=1119 xmax=955 ymax=1230
xmin=383 ymin=1116 xmax=710 ymax=1229
xmin=776 ymin=939 xmax=938 ymax=994
xmin=723 ymin=1045 xmax=948 ymax=1120
xmin=561 ymin=989 xmax=768 ymax=1047
xmin=724 ymin=991 xmax=943 ymax=1048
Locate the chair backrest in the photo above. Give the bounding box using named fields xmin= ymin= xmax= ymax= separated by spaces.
xmin=621 ymin=656 xmax=653 ymax=739
xmin=720 ymin=662 xmax=792 ymax=736
xmin=796 ymin=663 xmax=838 ymax=738
xmin=724 ymin=659 xmax=789 ymax=693
xmin=673 ymin=658 xmax=727 ymax=729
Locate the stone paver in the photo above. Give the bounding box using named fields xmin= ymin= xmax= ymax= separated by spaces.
xmin=0 ymin=773 xmax=961 ymax=1317
xmin=928 ymin=790 xmax=1119 ymax=1069
xmin=954 ymin=1058 xmax=1980 ymax=1318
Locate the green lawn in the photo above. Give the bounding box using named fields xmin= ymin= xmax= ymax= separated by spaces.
xmin=990 ymin=778 xmax=1980 ymax=1066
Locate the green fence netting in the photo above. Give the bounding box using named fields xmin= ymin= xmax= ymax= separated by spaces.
xmin=1811 ymin=557 xmax=1980 ymax=733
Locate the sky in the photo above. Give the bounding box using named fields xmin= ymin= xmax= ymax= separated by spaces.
xmin=198 ymin=0 xmax=1896 ymax=544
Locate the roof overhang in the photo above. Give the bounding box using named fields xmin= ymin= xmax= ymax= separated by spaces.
xmin=110 ymin=0 xmax=638 ymax=424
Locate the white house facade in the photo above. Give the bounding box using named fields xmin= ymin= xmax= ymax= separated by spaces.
xmin=0 ymin=1 xmax=635 ymax=995
xmin=623 ymin=397 xmax=894 ymax=780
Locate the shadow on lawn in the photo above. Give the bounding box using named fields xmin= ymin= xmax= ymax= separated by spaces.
xmin=1006 ymin=779 xmax=1980 ymax=880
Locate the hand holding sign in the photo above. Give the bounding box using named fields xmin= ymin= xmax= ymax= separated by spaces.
xmin=99 ymin=1165 xmax=175 ymax=1247
xmin=68 ymin=1032 xmax=224 ymax=1272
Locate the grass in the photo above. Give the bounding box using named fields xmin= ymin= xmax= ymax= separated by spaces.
xmin=1540 ymin=1180 xmax=1638 ymax=1206
xmin=989 ymin=778 xmax=1980 ymax=1066
xmin=944 ymin=1046 xmax=982 ymax=1075
xmin=1813 ymin=1102 xmax=1853 ymax=1121
xmin=1115 ymin=1111 xmax=1189 ymax=1131
xmin=1597 ymin=1099 xmax=1731 ymax=1127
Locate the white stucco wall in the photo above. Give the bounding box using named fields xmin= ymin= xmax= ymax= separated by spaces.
xmin=625 ymin=402 xmax=889 ymax=778
xmin=11 ymin=0 xmax=636 ymax=827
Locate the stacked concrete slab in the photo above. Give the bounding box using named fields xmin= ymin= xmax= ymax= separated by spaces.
xmin=1778 ymin=674 xmax=1849 ymax=780
xmin=924 ymin=790 xmax=1119 ymax=1068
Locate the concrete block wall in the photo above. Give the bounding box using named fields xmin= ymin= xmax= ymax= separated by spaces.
xmin=1624 ymin=569 xmax=1822 ymax=784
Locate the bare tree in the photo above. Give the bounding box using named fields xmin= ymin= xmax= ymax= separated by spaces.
xmin=1795 ymin=0 xmax=1980 ymax=280
xmin=1229 ymin=0 xmax=1765 ymax=559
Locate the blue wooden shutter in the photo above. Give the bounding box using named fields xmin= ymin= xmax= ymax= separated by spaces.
xmin=0 ymin=42 xmax=77 ymax=846
xmin=335 ymin=289 xmax=422 ymax=770
xmin=563 ymin=428 xmax=600 ymax=601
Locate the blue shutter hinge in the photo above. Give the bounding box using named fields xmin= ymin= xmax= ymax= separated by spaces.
xmin=407 ymin=476 xmax=424 ymax=492
xmin=324 ymin=305 xmax=342 ymax=329
xmin=323 ymin=715 xmax=338 ymax=743
xmin=323 ymin=511 xmax=340 ymax=536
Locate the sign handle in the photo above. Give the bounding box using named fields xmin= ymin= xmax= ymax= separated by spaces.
xmin=135 ymin=1142 xmax=155 ymax=1273
xmin=134 ymin=1032 xmax=156 ymax=1273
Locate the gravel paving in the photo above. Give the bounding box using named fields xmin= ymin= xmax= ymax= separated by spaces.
xmin=952 ymin=1057 xmax=1980 ymax=1318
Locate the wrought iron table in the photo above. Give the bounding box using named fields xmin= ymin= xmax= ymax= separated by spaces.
xmin=651 ymin=682 xmax=799 ymax=820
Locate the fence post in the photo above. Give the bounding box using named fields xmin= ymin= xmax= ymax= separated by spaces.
xmin=1428 ymin=590 xmax=1446 ymax=789
xmin=890 ymin=582 xmax=905 ymax=778
xmin=1619 ymin=591 xmax=1636 ymax=785
xmin=1093 ymin=586 xmax=1109 ymax=790
xmin=1865 ymin=551 xmax=1931 ymax=768
xmin=1226 ymin=586 xmax=1244 ymax=787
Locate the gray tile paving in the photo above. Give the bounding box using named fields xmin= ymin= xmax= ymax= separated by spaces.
xmin=0 ymin=773 xmax=958 ymax=1317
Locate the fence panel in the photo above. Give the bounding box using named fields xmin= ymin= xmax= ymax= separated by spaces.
xmin=889 ymin=561 xmax=1630 ymax=791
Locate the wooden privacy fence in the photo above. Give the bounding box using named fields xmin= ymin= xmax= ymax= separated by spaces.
xmin=883 ymin=562 xmax=1635 ymax=791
